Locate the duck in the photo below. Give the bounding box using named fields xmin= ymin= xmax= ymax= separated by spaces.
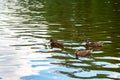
xmin=50 ymin=39 xmax=64 ymax=49
xmin=85 ymin=39 xmax=102 ymax=48
xmin=74 ymin=49 xmax=92 ymax=59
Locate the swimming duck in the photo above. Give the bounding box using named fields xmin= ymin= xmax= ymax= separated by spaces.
xmin=50 ymin=39 xmax=64 ymax=49
xmin=74 ymin=49 xmax=92 ymax=59
xmin=85 ymin=39 xmax=102 ymax=48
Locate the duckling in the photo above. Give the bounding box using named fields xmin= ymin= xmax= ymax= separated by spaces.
xmin=50 ymin=39 xmax=64 ymax=49
xmin=74 ymin=49 xmax=92 ymax=59
xmin=85 ymin=39 xmax=102 ymax=48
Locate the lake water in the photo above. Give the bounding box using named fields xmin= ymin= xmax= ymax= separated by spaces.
xmin=0 ymin=0 xmax=120 ymax=80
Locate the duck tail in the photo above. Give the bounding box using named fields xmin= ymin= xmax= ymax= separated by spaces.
xmin=90 ymin=49 xmax=93 ymax=53
xmin=98 ymin=41 xmax=104 ymax=45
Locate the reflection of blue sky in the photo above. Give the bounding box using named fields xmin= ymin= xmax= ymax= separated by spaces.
xmin=95 ymin=56 xmax=120 ymax=61
xmin=0 ymin=1 xmax=51 ymax=80
xmin=0 ymin=16 xmax=53 ymax=80
xmin=92 ymin=61 xmax=120 ymax=68
xmin=0 ymin=25 xmax=51 ymax=80
xmin=0 ymin=42 xmax=54 ymax=80
xmin=74 ymin=70 xmax=120 ymax=78
xmin=21 ymin=69 xmax=79 ymax=80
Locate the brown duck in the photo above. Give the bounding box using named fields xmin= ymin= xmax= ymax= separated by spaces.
xmin=85 ymin=39 xmax=102 ymax=48
xmin=74 ymin=49 xmax=92 ymax=59
xmin=50 ymin=39 xmax=64 ymax=49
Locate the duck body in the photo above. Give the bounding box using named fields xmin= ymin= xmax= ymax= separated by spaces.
xmin=86 ymin=42 xmax=102 ymax=48
xmin=85 ymin=39 xmax=102 ymax=48
xmin=50 ymin=39 xmax=64 ymax=49
xmin=74 ymin=50 xmax=91 ymax=59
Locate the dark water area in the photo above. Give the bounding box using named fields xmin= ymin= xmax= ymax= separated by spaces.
xmin=0 ymin=0 xmax=120 ymax=80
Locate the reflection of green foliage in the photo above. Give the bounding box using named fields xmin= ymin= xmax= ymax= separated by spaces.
xmin=44 ymin=0 xmax=73 ymax=25
xmin=44 ymin=0 xmax=120 ymax=42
